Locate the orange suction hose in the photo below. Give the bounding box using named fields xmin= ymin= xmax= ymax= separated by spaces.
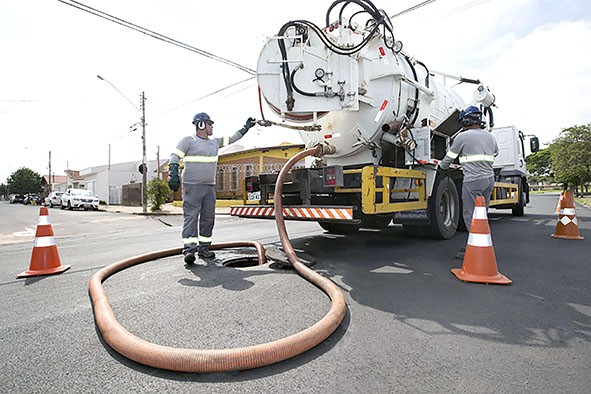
xmin=89 ymin=147 xmax=347 ymax=372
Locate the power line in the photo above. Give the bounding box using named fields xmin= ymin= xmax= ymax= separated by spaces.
xmin=390 ymin=0 xmax=438 ymax=18
xmin=57 ymin=0 xmax=256 ymax=75
xmin=162 ymin=76 xmax=256 ymax=114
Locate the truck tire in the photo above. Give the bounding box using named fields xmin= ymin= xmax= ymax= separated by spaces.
xmin=425 ymin=176 xmax=460 ymax=239
xmin=318 ymin=221 xmax=361 ymax=234
xmin=512 ymin=183 xmax=525 ymax=217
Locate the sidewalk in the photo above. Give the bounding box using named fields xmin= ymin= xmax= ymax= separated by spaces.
xmin=102 ymin=203 xmax=231 ymax=215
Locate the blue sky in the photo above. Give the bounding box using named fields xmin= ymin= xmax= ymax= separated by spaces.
xmin=1 ymin=0 xmax=590 ymax=183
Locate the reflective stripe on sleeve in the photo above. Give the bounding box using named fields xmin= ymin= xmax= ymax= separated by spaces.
xmin=173 ymin=148 xmax=186 ymax=158
xmin=184 ymin=155 xmax=218 ymax=163
xmin=459 ymin=154 xmax=495 ymax=163
xmin=446 ymin=150 xmax=459 ymax=159
xmin=221 ymin=136 xmax=230 ymax=147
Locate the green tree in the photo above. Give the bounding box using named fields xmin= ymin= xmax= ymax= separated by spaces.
xmin=6 ymin=167 xmax=43 ymax=195
xmin=549 ymin=124 xmax=591 ymax=195
xmin=147 ymin=178 xmax=170 ymax=211
xmin=526 ymin=148 xmax=554 ymax=183
xmin=0 ymin=183 xmax=7 ymax=200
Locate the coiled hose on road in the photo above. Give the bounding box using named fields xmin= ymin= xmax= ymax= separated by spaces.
xmin=89 ymin=146 xmax=347 ymax=373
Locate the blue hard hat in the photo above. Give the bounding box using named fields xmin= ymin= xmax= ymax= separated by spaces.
xmin=458 ymin=105 xmax=482 ymax=121
xmin=192 ymin=112 xmax=214 ymax=126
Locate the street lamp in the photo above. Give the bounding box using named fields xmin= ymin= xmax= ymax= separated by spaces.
xmin=97 ymin=75 xmax=148 ymax=213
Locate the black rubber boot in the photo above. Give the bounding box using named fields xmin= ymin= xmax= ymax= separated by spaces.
xmin=197 ymin=246 xmax=215 ymax=259
xmin=184 ymin=252 xmax=196 ymax=264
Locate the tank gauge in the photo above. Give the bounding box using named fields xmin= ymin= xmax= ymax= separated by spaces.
xmin=314 ymin=68 xmax=326 ymax=81
xmin=393 ymin=40 xmax=403 ymax=53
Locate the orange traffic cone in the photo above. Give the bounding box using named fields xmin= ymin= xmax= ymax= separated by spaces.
xmin=551 ymin=189 xmax=584 ymax=240
xmin=451 ymin=196 xmax=511 ymax=285
xmin=16 ymin=207 xmax=71 ymax=278
xmin=554 ymin=191 xmax=564 ymax=214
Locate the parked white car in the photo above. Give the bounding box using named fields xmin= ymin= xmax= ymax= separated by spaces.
xmin=60 ymin=188 xmax=100 ymax=211
xmin=44 ymin=191 xmax=63 ymax=208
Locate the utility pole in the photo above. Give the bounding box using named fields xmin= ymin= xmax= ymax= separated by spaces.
xmin=156 ymin=146 xmax=160 ymax=179
xmin=140 ymin=92 xmax=147 ymax=213
xmin=48 ymin=151 xmax=52 ymax=192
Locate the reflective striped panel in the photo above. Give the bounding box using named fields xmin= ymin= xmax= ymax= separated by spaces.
xmin=34 ymin=236 xmax=56 ymax=248
xmin=198 ymin=235 xmax=213 ymax=243
xmin=467 ymin=233 xmax=493 ymax=247
xmin=38 ymin=216 xmax=51 ymax=225
xmin=173 ymin=148 xmax=186 ymax=158
xmin=184 ymin=155 xmax=218 ymax=163
xmin=459 ymin=154 xmax=495 ymax=163
xmin=560 ymin=208 xmax=576 ymax=215
xmin=472 ymin=206 xmax=488 ymax=220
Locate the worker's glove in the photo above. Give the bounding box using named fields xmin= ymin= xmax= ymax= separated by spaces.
xmin=238 ymin=117 xmax=257 ymax=136
xmin=168 ymin=163 xmax=180 ymax=191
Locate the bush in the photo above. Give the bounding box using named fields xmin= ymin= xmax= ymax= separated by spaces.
xmin=147 ymin=178 xmax=170 ymax=212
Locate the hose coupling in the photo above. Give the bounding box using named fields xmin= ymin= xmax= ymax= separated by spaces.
xmin=314 ymin=142 xmax=337 ymax=157
xmin=257 ymin=119 xmax=273 ymax=127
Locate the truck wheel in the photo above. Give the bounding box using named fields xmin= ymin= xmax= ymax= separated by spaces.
xmin=512 ymin=183 xmax=525 ymax=217
xmin=318 ymin=221 xmax=361 ymax=234
xmin=425 ymin=176 xmax=459 ymax=239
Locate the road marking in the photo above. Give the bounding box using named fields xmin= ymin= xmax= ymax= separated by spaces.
xmin=13 ymin=227 xmax=35 ymax=237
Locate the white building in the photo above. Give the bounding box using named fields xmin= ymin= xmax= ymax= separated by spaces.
xmin=79 ymin=159 xmax=165 ymax=204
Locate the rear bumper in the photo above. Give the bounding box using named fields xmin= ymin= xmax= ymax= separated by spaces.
xmin=230 ymin=205 xmax=357 ymax=223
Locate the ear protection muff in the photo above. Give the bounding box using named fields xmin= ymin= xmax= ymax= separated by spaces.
xmin=460 ymin=113 xmax=482 ymax=128
xmin=197 ymin=121 xmax=205 ymax=130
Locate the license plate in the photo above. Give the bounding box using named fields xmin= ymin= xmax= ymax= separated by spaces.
xmin=247 ymin=191 xmax=261 ymax=201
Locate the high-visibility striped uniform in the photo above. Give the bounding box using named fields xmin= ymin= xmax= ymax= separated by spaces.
xmin=439 ymin=126 xmax=499 ymax=230
xmin=170 ymin=129 xmax=244 ymax=254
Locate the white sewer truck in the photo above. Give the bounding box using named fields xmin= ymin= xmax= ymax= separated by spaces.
xmin=231 ymin=0 xmax=539 ymax=238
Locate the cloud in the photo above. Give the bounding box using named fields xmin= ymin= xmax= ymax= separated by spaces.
xmin=483 ymin=20 xmax=591 ymax=144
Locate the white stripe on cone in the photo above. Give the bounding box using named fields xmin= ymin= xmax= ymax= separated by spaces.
xmin=34 ymin=236 xmax=56 ymax=248
xmin=467 ymin=233 xmax=493 ymax=247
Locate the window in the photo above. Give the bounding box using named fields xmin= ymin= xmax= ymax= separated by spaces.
xmin=231 ymin=166 xmax=238 ymax=190
xmin=245 ymin=164 xmax=254 ymax=177
xmin=217 ymin=168 xmax=225 ymax=190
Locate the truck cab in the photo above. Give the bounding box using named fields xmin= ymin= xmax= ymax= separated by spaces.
xmin=490 ymin=126 xmax=539 ymax=215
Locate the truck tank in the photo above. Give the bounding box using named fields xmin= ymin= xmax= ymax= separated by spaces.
xmin=233 ymin=0 xmax=518 ymax=239
xmin=256 ymin=2 xmax=486 ymax=167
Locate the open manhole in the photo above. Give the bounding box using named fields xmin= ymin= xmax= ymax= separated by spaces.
xmin=214 ymin=248 xmax=262 ymax=268
xmin=265 ymin=247 xmax=315 ymax=269
xmin=214 ymin=247 xmax=315 ymax=269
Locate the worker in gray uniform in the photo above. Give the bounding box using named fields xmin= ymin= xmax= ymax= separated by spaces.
xmin=168 ymin=112 xmax=256 ymax=263
xmin=438 ymin=105 xmax=498 ymax=258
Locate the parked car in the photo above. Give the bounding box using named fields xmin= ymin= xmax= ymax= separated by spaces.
xmin=23 ymin=193 xmax=42 ymax=205
xmin=9 ymin=194 xmax=25 ymax=204
xmin=44 ymin=191 xmax=64 ymax=208
xmin=60 ymin=188 xmax=100 ymax=211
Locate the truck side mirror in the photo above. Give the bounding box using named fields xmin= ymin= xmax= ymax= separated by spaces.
xmin=530 ymin=136 xmax=540 ymax=153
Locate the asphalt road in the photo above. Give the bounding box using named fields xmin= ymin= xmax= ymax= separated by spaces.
xmin=0 ymin=194 xmax=589 ymax=393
